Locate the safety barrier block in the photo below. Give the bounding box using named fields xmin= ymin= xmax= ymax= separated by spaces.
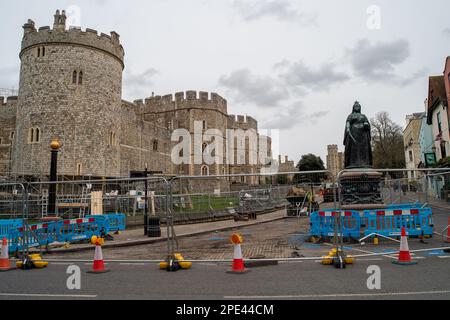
xmin=363 ymin=207 xmax=433 ymax=238
xmin=310 ymin=210 xmax=361 ymax=240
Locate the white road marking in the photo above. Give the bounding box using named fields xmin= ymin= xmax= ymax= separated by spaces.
xmin=225 ymin=290 xmax=450 ymax=299
xmin=438 ymin=256 xmax=450 ymax=259
xmin=0 ymin=293 xmax=97 ymax=298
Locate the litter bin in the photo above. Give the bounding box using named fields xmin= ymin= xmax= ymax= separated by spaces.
xmin=147 ymin=216 xmax=161 ymax=238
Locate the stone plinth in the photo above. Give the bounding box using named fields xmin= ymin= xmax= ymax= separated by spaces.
xmin=340 ymin=170 xmax=383 ymax=206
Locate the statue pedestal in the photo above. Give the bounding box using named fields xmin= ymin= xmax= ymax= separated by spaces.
xmin=340 ymin=170 xmax=383 ymax=206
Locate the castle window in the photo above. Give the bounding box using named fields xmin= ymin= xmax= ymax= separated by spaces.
xmin=42 ymin=47 xmax=45 ymax=57
xmin=202 ymin=120 xmax=207 ymax=131
xmin=76 ymin=163 xmax=82 ymax=176
xmin=201 ymin=165 xmax=209 ymax=176
xmin=72 ymin=71 xmax=78 ymax=84
xmin=37 ymin=48 xmax=40 ymax=57
xmin=153 ymin=140 xmax=159 ymax=152
xmin=28 ymin=127 xmax=41 ymax=144
xmin=10 ymin=132 xmax=14 ymax=140
xmin=109 ymin=132 xmax=118 ymax=147
xmin=78 ymin=71 xmax=83 ymax=85
xmin=35 ymin=128 xmax=40 ymax=142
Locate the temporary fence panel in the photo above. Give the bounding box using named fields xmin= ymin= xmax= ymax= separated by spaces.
xmin=310 ymin=210 xmax=361 ymax=240
xmin=364 ymin=207 xmax=433 ymax=238
xmin=57 ymin=217 xmax=106 ymax=243
xmin=86 ymin=214 xmax=126 ymax=233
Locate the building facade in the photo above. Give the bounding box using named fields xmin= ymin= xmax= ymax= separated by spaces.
xmin=0 ymin=10 xmax=272 ymax=190
xmin=427 ymin=75 xmax=449 ymax=162
xmin=326 ymin=145 xmax=344 ymax=178
xmin=403 ymin=113 xmax=426 ymax=180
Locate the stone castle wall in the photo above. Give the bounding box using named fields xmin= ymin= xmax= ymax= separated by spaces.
xmin=0 ymin=97 xmax=18 ymax=174
xmin=0 ymin=10 xmax=272 ymax=189
xmin=12 ymin=12 xmax=123 ymax=177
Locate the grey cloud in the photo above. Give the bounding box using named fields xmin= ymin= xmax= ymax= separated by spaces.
xmin=232 ymin=0 xmax=318 ymax=25
xmin=219 ymin=69 xmax=288 ymax=107
xmin=349 ymin=38 xmax=410 ymax=82
xmin=276 ymin=60 xmax=350 ymax=91
xmin=0 ymin=66 xmax=19 ymax=92
xmin=262 ymin=101 xmax=329 ymax=129
xmin=123 ymin=68 xmax=159 ymax=98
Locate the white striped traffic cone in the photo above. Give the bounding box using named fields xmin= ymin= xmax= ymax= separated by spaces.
xmin=88 ymin=244 xmax=110 ymax=274
xmin=393 ymin=227 xmax=417 ymax=266
xmin=0 ymin=238 xmax=13 ymax=272
xmin=228 ymin=234 xmax=249 ymax=274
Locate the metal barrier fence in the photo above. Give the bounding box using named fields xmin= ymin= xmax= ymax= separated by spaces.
xmin=0 ymin=168 xmax=449 ymax=261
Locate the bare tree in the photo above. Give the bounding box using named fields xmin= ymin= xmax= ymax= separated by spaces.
xmin=371 ymin=112 xmax=405 ymax=170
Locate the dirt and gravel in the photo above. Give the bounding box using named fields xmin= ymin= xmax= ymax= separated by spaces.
xmin=48 ymin=218 xmax=320 ymax=260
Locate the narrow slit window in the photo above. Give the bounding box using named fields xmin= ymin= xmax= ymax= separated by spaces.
xmin=78 ymin=71 xmax=83 ymax=85
xmin=72 ymin=71 xmax=78 ymax=84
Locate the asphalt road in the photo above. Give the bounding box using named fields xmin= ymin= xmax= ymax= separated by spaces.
xmin=0 ymin=203 xmax=448 ymax=301
xmin=0 ymin=256 xmax=449 ymax=300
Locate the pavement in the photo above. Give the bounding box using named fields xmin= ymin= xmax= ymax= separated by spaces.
xmin=45 ymin=209 xmax=287 ymax=254
xmin=0 ymin=253 xmax=450 ymax=300
xmin=1 ymin=200 xmax=449 ymax=301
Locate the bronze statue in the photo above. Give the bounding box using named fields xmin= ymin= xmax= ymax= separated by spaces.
xmin=344 ymin=101 xmax=373 ymax=169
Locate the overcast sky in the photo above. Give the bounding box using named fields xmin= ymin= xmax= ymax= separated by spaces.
xmin=1 ymin=0 xmax=450 ymax=163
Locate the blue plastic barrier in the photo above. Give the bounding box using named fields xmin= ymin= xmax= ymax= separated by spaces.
xmin=57 ymin=217 xmax=106 ymax=243
xmin=310 ymin=210 xmax=361 ymax=240
xmin=364 ymin=207 xmax=433 ymax=238
xmin=87 ymin=214 xmax=126 ymax=233
xmin=3 ymin=213 xmax=126 ymax=253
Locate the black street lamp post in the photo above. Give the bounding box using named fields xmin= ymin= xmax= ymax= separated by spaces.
xmin=48 ymin=139 xmax=60 ymax=215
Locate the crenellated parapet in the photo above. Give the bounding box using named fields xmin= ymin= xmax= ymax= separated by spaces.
xmin=21 ymin=10 xmax=124 ymax=68
xmin=0 ymin=96 xmax=18 ymax=107
xmin=141 ymin=91 xmax=228 ymax=114
xmin=228 ymin=114 xmax=258 ymax=131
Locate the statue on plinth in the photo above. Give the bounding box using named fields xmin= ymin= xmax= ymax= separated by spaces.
xmin=344 ymin=102 xmax=373 ymax=169
xmin=341 ymin=101 xmax=383 ymax=207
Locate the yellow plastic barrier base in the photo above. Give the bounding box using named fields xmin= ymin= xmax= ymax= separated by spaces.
xmin=160 ymin=253 xmax=192 ymax=270
xmin=321 ymin=249 xmax=355 ymax=266
xmin=16 ymin=254 xmax=49 ymax=269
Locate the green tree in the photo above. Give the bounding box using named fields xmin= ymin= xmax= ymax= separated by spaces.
xmin=295 ymin=154 xmax=326 ymax=183
xmin=371 ymin=112 xmax=405 ymax=172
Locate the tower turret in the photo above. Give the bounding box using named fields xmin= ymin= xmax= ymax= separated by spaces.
xmin=53 ymin=10 xmax=66 ymax=31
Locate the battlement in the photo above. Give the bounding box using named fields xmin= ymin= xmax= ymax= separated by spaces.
xmin=228 ymin=114 xmax=258 ymax=131
xmin=20 ymin=10 xmax=124 ymax=67
xmin=142 ymin=91 xmax=228 ymax=113
xmin=1 ymin=96 xmax=18 ymax=106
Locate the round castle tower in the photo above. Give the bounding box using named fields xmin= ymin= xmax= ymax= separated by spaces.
xmin=13 ymin=10 xmax=124 ymax=177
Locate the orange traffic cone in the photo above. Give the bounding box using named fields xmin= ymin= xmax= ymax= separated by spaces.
xmin=393 ymin=227 xmax=417 ymax=266
xmin=88 ymin=244 xmax=109 ymax=274
xmin=0 ymin=238 xmax=13 ymax=272
xmin=228 ymin=234 xmax=249 ymax=274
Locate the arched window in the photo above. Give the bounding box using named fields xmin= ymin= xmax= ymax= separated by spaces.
xmin=76 ymin=163 xmax=82 ymax=176
xmin=153 ymin=140 xmax=159 ymax=152
xmin=29 ymin=128 xmax=34 ymax=143
xmin=28 ymin=127 xmax=41 ymax=144
xmin=35 ymin=128 xmax=40 ymax=143
xmin=72 ymin=71 xmax=78 ymax=84
xmin=78 ymin=71 xmax=83 ymax=85
xmin=201 ymin=165 xmax=209 ymax=176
